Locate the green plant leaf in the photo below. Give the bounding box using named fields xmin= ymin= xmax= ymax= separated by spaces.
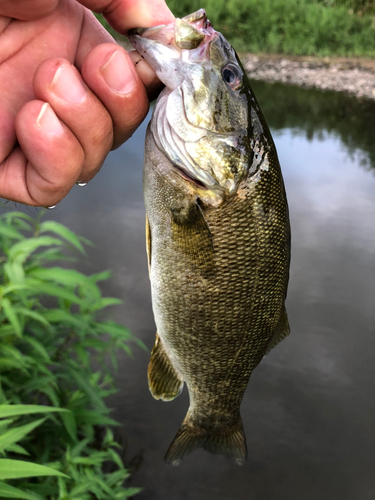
xmin=0 ymin=226 xmax=24 ymax=241
xmin=25 ymin=280 xmax=82 ymax=305
xmin=74 ymin=345 xmax=89 ymax=367
xmin=73 ymin=410 xmax=119 ymax=427
xmin=0 ymin=481 xmax=42 ymax=500
xmin=123 ymin=487 xmax=143 ymax=497
xmin=8 ymin=237 xmax=63 ymax=264
xmin=97 ymin=321 xmax=132 ymax=339
xmin=60 ymin=412 xmax=77 ymax=442
xmin=16 ymin=309 xmax=50 ymax=329
xmin=95 ymin=298 xmax=122 ymax=310
xmin=1 ymin=285 xmax=32 ymax=296
xmin=5 ymin=443 xmax=29 ymax=456
xmin=69 ymin=480 xmax=97 ymax=497
xmin=42 ymin=310 xmax=83 ymax=329
xmin=0 ymin=345 xmax=23 ymax=363
xmin=67 ymin=369 xmax=107 ymax=411
xmin=0 ymin=459 xmax=69 ymax=479
xmin=0 ymin=418 xmax=46 ymax=452
xmin=0 ymin=212 xmax=34 ymax=225
xmin=3 ymin=262 xmax=25 ymax=285
xmin=22 ymin=337 xmax=51 ymax=362
xmin=0 ymin=420 xmax=13 ymax=432
xmin=0 ymin=405 xmax=69 ymax=419
xmin=39 ymin=221 xmax=86 ymax=254
xmin=28 ymin=268 xmax=91 ymax=288
xmin=0 ymin=325 xmax=18 ymax=338
xmin=90 ymin=270 xmax=111 ymax=282
xmin=0 ymin=359 xmax=25 ymax=372
xmin=0 ymin=299 xmax=22 ymax=336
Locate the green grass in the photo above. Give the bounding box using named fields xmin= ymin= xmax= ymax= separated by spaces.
xmin=165 ymin=0 xmax=375 ymax=57
xmin=317 ymin=0 xmax=375 ymax=16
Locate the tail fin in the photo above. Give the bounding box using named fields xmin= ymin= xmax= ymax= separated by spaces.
xmin=164 ymin=413 xmax=247 ymax=466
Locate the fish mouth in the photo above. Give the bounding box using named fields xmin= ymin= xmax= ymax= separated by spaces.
xmin=128 ymin=9 xmax=209 ymax=38
xmin=128 ymin=9 xmax=216 ymax=58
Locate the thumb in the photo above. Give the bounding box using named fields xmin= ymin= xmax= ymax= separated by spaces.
xmin=76 ymin=0 xmax=174 ymax=35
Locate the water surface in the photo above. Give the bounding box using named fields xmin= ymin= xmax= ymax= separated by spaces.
xmin=3 ymin=82 xmax=375 ymax=499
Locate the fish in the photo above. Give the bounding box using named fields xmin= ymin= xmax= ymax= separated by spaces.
xmin=129 ymin=9 xmax=290 ymax=466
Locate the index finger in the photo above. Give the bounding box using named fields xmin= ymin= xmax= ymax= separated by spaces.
xmin=78 ymin=0 xmax=174 ymax=34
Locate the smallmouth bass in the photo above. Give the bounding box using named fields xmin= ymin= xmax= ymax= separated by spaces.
xmin=129 ymin=9 xmax=290 ymax=466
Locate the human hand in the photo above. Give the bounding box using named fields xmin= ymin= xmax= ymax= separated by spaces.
xmin=0 ymin=0 xmax=174 ymax=206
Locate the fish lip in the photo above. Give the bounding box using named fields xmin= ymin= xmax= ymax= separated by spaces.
xmin=128 ymin=9 xmax=208 ymax=39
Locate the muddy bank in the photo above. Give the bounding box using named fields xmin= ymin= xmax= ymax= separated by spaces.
xmin=243 ymin=54 xmax=375 ymax=100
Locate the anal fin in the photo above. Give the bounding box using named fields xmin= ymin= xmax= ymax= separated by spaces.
xmin=148 ymin=333 xmax=184 ymax=401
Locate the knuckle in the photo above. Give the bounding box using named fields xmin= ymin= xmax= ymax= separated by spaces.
xmin=86 ymin=111 xmax=113 ymax=152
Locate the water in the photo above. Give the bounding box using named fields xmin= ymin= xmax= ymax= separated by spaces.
xmin=2 ymin=82 xmax=375 ymax=498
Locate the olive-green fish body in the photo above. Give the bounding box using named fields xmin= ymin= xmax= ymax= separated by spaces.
xmin=130 ymin=9 xmax=290 ymax=466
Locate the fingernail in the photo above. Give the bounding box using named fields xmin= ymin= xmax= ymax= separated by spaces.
xmin=51 ymin=64 xmax=87 ymax=103
xmin=100 ymin=50 xmax=136 ymax=94
xmin=37 ymin=103 xmax=64 ymax=136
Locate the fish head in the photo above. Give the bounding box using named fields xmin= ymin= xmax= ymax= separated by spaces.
xmin=130 ymin=10 xmax=265 ymax=205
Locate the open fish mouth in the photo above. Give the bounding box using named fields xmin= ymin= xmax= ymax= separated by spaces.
xmin=129 ymin=9 xmax=214 ymax=51
xmin=128 ymin=9 xmax=219 ymax=85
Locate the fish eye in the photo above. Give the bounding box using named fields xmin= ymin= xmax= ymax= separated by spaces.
xmin=222 ymin=64 xmax=243 ymax=90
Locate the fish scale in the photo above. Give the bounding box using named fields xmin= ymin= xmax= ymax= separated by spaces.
xmin=130 ymin=9 xmax=290 ymax=465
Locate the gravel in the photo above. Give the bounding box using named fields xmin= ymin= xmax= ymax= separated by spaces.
xmin=243 ymin=54 xmax=375 ymax=100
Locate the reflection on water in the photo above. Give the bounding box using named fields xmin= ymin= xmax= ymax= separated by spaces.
xmin=2 ymin=83 xmax=375 ymax=499
xmin=252 ymin=80 xmax=375 ymax=172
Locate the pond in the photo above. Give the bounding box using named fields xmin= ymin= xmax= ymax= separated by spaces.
xmin=3 ymin=81 xmax=375 ymax=499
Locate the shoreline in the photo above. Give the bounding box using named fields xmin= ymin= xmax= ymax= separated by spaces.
xmin=243 ymin=54 xmax=375 ymax=100
xmin=119 ymin=36 xmax=375 ymax=101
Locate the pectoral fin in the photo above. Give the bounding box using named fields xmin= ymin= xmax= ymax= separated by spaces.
xmin=265 ymin=306 xmax=290 ymax=355
xmin=148 ymin=333 xmax=184 ymax=401
xmin=170 ymin=198 xmax=214 ymax=273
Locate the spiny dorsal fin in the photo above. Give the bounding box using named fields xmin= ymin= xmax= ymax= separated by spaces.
xmin=148 ymin=333 xmax=184 ymax=401
xmin=165 ymin=412 xmax=247 ymax=466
